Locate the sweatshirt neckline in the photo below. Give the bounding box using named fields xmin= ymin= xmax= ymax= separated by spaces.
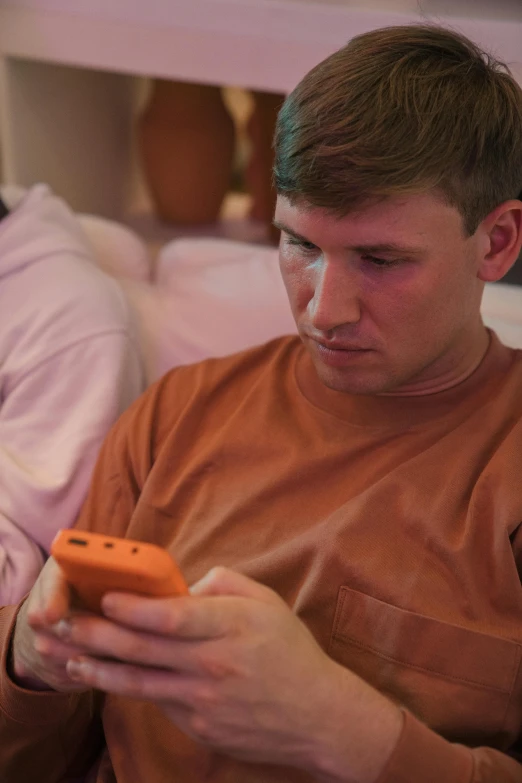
xmin=293 ymin=330 xmax=516 ymax=430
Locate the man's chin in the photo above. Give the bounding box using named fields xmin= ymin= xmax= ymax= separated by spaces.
xmin=314 ymin=363 xmax=393 ymax=396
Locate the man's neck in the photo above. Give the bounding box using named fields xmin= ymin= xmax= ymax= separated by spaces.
xmin=382 ymin=328 xmax=491 ymax=398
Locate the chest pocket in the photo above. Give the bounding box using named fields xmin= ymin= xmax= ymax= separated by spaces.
xmin=328 ymin=586 xmax=522 ymax=745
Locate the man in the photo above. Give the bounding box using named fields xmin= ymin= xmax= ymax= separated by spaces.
xmin=0 ymin=184 xmax=143 ymax=603
xmin=1 ymin=24 xmax=522 ymax=783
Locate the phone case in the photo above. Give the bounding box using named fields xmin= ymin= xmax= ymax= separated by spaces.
xmin=51 ymin=529 xmax=188 ymax=612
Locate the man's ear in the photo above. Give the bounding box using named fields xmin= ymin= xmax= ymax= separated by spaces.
xmin=477 ymin=199 xmax=522 ymax=282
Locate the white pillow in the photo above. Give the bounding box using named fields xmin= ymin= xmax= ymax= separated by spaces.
xmin=78 ymin=214 xmax=152 ymax=282
xmin=116 ymin=279 xmax=172 ymax=383
xmin=482 ymin=282 xmax=522 ymax=349
xmin=151 ymin=238 xmax=297 ymax=376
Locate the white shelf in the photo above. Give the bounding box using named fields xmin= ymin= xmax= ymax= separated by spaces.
xmin=0 ymin=1 xmax=520 ymax=92
xmin=0 ymin=0 xmax=520 ymax=218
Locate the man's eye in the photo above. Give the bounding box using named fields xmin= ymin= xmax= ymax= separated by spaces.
xmin=363 ymin=254 xmax=401 ymax=268
xmin=286 ymin=238 xmax=317 ymax=253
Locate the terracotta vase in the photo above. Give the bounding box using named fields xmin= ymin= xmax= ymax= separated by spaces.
xmin=138 ymin=79 xmax=236 ymax=224
xmin=245 ymin=90 xmax=285 ymax=242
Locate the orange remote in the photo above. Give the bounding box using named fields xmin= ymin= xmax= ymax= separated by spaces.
xmin=51 ymin=529 xmax=189 ymax=613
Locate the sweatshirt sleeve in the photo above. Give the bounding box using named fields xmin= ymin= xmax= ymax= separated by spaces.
xmin=0 ymin=603 xmax=104 ymax=782
xmin=0 ymin=392 xmax=150 ymax=781
xmin=377 ymin=710 xmax=522 ymax=783
xmin=0 ymin=330 xmax=143 ymax=605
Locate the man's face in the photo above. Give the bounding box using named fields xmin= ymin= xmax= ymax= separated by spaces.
xmin=275 ymin=192 xmax=487 ymax=396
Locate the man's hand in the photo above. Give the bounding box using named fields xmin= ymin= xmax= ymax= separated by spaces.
xmin=54 ymin=567 xmax=402 ymax=782
xmin=10 ymin=557 xmax=94 ymax=692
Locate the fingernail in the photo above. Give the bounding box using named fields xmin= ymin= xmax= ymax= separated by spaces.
xmin=66 ymin=659 xmax=88 ymax=680
xmin=101 ymin=594 xmax=116 ymax=613
xmin=53 ymin=619 xmax=72 ymax=640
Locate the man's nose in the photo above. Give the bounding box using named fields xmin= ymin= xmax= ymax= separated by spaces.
xmin=308 ymin=257 xmax=361 ymax=332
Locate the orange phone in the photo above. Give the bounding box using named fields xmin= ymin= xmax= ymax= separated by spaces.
xmin=51 ymin=529 xmax=189 ymax=613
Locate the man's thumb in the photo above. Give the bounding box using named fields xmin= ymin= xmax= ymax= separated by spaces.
xmin=190 ymin=566 xmax=276 ymax=603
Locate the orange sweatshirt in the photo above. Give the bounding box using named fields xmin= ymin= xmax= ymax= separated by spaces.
xmin=2 ymin=333 xmax=522 ymax=782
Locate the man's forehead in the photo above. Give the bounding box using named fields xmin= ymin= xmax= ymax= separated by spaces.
xmin=273 ymin=193 xmax=452 ymax=251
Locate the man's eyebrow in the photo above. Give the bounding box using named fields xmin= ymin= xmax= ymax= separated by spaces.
xmin=272 ymin=220 xmax=425 ymax=255
xmin=272 ymin=221 xmax=308 ymax=241
xmin=350 ymin=242 xmax=425 ymax=256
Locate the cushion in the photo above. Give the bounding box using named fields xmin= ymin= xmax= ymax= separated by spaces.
xmin=78 ymin=214 xmax=152 ymax=282
xmin=482 ymin=282 xmax=522 ymax=349
xmin=150 ymin=237 xmax=296 ymax=376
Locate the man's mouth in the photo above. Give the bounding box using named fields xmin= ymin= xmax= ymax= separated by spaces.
xmin=309 ymin=338 xmax=374 ymax=367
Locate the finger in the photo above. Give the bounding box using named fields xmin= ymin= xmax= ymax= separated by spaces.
xmin=190 ymin=567 xmax=279 ymax=603
xmin=56 ymin=613 xmax=245 ymax=679
xmin=100 ymin=569 xmax=281 ymax=640
xmin=52 ymin=614 xmax=197 ymax=671
xmin=101 ymin=588 xmax=261 ymax=641
xmin=33 ymin=630 xmax=90 ymax=664
xmin=26 ymin=558 xmax=71 ymax=629
xmin=66 ymin=656 xmax=203 ymax=705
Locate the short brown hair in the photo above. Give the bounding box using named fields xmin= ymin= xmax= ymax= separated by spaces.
xmin=274 ymin=24 xmax=522 ymax=236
